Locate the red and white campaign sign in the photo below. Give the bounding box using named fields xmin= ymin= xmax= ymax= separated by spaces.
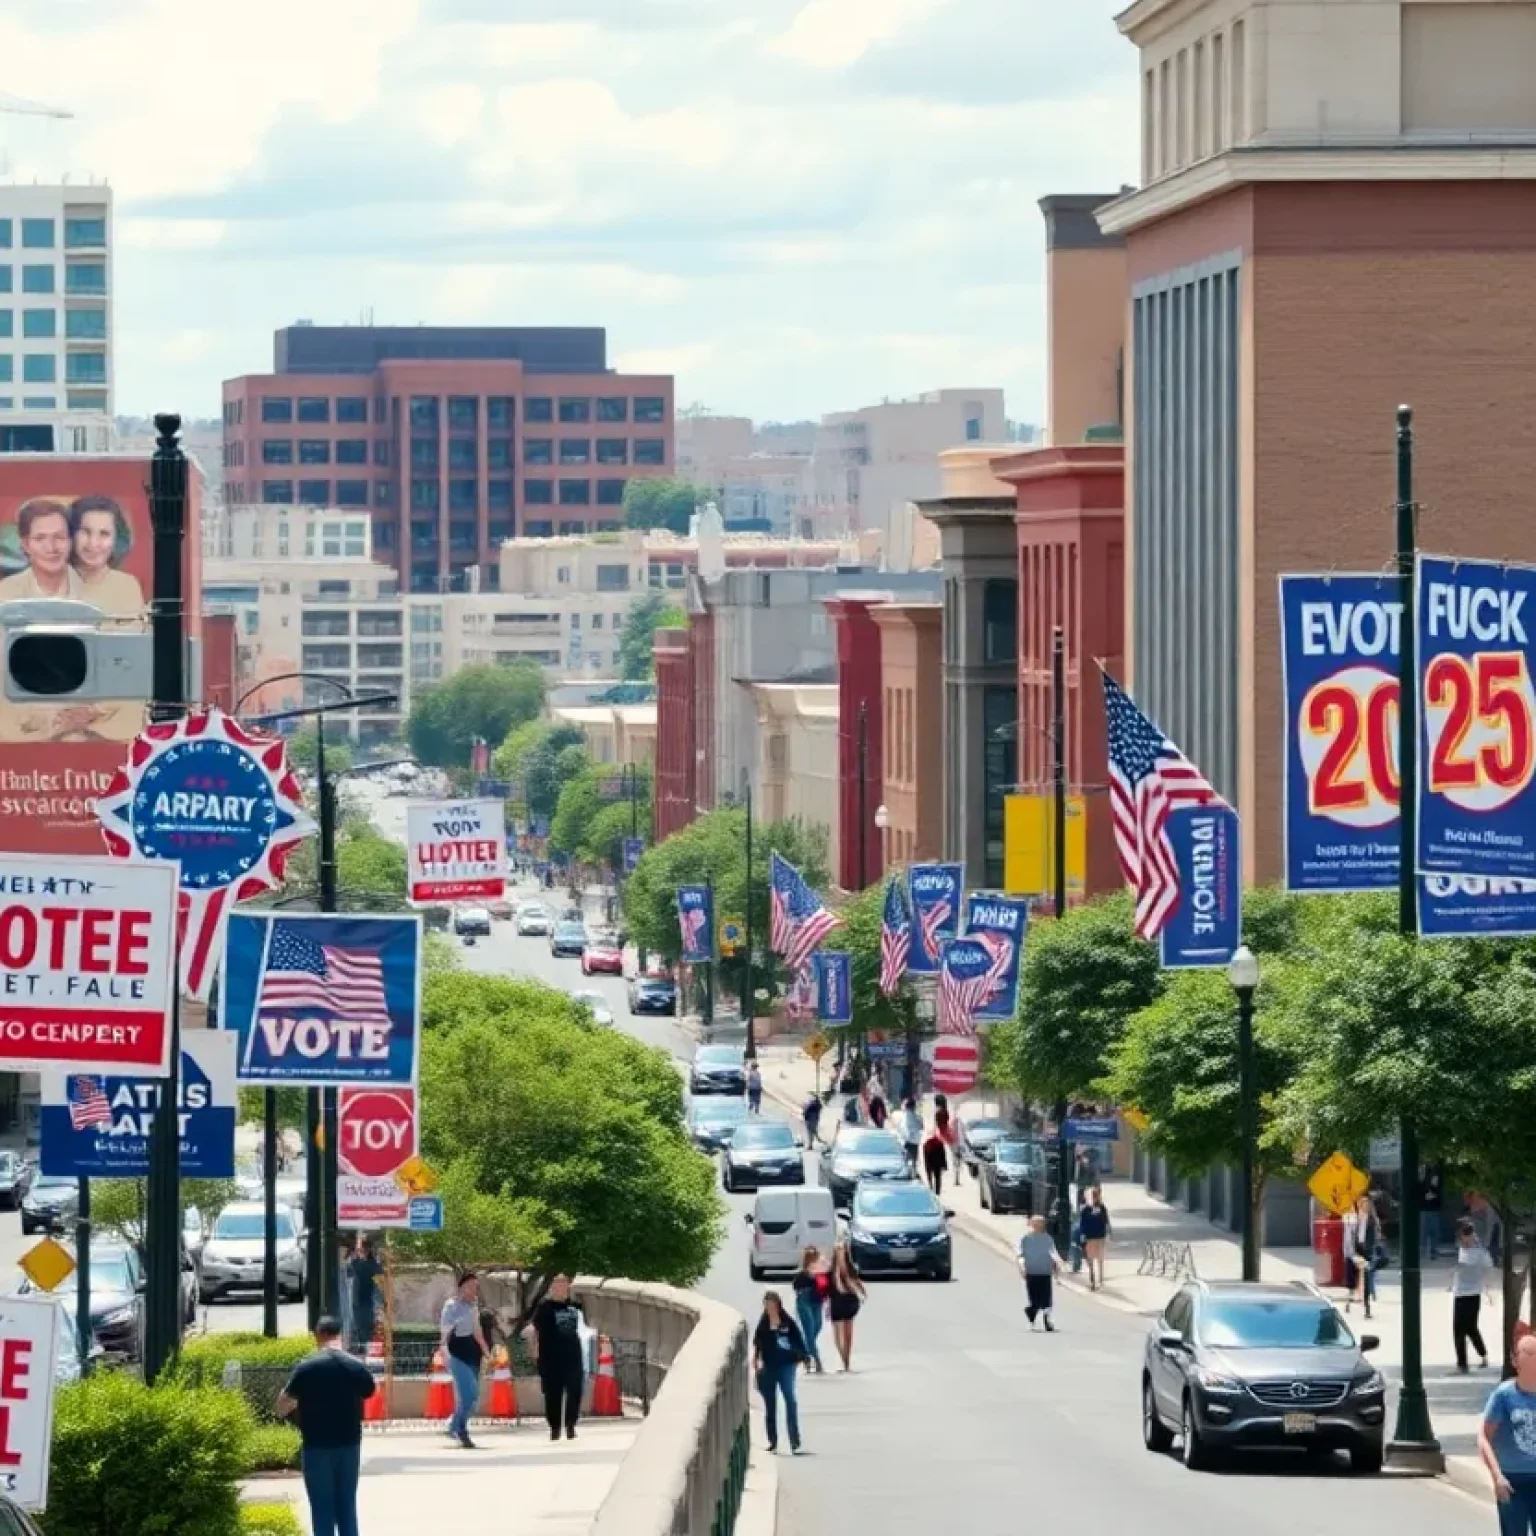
xmin=929 ymin=1036 xmax=980 ymax=1095
xmin=338 ymin=1086 xmax=417 ymax=1227
xmin=0 ymin=1295 xmax=62 ymax=1509
xmin=406 ymin=800 xmax=507 ymax=906
xmin=0 ymin=853 xmax=177 ymax=1077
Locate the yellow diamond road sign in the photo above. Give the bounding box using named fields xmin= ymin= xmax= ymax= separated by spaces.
xmin=1307 ymin=1151 xmax=1369 ymax=1217
xmin=395 ymin=1156 xmax=438 ymax=1197
xmin=802 ymin=1032 xmax=831 ymax=1063
xmin=19 ymin=1236 xmax=76 ymax=1294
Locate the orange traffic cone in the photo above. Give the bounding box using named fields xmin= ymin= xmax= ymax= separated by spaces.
xmin=424 ymin=1349 xmax=453 ymax=1420
xmin=487 ymin=1345 xmax=517 ymax=1421
xmin=363 ymin=1338 xmax=388 ymax=1424
xmin=591 ymin=1335 xmax=621 ymax=1418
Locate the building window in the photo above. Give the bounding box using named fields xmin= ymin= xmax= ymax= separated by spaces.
xmin=374 ymin=481 xmax=393 ymax=507
xmin=21 ymin=266 xmax=54 ymax=295
xmin=0 ymin=357 xmax=12 ymax=383
xmin=983 ymin=684 xmax=1017 ymax=889
xmin=21 ymin=396 xmax=54 ymax=409
xmin=336 ymin=480 xmax=369 ymax=507
xmin=965 ymin=416 xmax=982 ymax=441
xmin=449 ymin=478 xmax=477 ymax=514
xmin=409 ymin=396 xmax=439 ymax=430
xmin=0 ymin=222 xmax=9 ymax=248
xmin=524 ymin=396 xmax=553 ymax=423
xmin=65 ymin=307 xmax=106 ymax=339
xmin=448 ymin=438 xmax=477 ymax=472
xmin=297 ymin=397 xmax=330 ymax=423
xmin=488 ymin=478 xmax=512 ymax=511
xmin=634 ymin=397 xmax=665 ymax=423
xmin=524 ymin=439 xmax=553 ymax=465
xmin=65 ymin=351 xmax=106 ymax=384
xmin=559 ymin=438 xmax=590 ymax=465
xmin=558 ymin=397 xmax=591 ymax=423
xmin=66 ymin=388 xmax=105 ymax=410
xmin=410 ymin=437 xmax=439 ymax=470
xmin=22 ymin=355 xmax=55 ymax=384
xmin=634 ymin=438 xmax=665 ymax=465
xmin=374 ymin=518 xmax=395 ymax=549
xmin=336 ymin=396 xmax=368 ymax=423
xmin=448 ymin=396 xmax=478 ymax=431
xmin=373 ymin=440 xmax=390 ymax=467
xmin=21 ymin=309 xmax=53 ymax=339
xmin=0 ymin=312 xmax=10 ymax=339
xmin=0 ymin=268 xmax=9 ymax=293
xmin=21 ymin=219 xmax=55 ymax=249
xmin=488 ymin=396 xmax=514 ymax=429
xmin=983 ymin=578 xmax=1018 ymax=664
xmin=558 ymin=479 xmax=591 ymax=506
xmin=411 ymin=479 xmax=440 ymax=512
xmin=525 ymin=519 xmax=553 ymax=537
xmin=596 ymin=397 xmax=628 ymax=423
xmin=489 ymin=519 xmax=513 ymax=544
xmin=562 ymin=522 xmax=588 ymax=538
xmin=299 ymin=440 xmax=331 ymax=465
xmin=596 ymin=478 xmax=626 ymax=506
xmin=64 ymin=218 xmax=106 ymax=248
xmin=262 ymin=480 xmax=293 ymax=504
xmin=64 ymin=263 xmax=105 ymax=295
xmin=487 ymin=438 xmax=512 ymax=471
xmin=596 ymin=438 xmax=627 ymax=464
xmin=262 ymin=439 xmax=293 ymax=465
xmin=336 ymin=439 xmax=368 ymax=464
xmin=524 ymin=479 xmax=553 ymax=505
xmin=596 ymin=563 xmax=630 ymax=592
xmin=298 ymin=479 xmax=330 ymax=504
xmin=262 ymin=397 xmax=293 ymax=423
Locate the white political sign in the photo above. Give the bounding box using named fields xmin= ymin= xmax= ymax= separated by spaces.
xmin=406 ymin=800 xmax=507 ymax=907
xmin=0 ymin=1295 xmax=61 ymax=1509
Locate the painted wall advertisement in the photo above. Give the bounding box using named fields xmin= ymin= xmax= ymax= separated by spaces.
xmin=961 ymin=892 xmax=1028 ymax=1020
xmin=1159 ymin=804 xmax=1241 ymax=969
xmin=406 ymin=799 xmax=508 ymax=906
xmin=906 ymin=862 xmax=963 ymax=975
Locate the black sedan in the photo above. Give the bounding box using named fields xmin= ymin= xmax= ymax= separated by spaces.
xmin=21 ymin=1174 xmax=78 ymax=1235
xmin=978 ymin=1137 xmax=1047 ymax=1215
xmin=0 ymin=1151 xmax=32 ymax=1210
xmin=817 ymin=1125 xmax=910 ymax=1209
xmin=722 ymin=1121 xmax=804 ymax=1192
xmin=845 ymin=1180 xmax=952 ymax=1280
xmin=689 ymin=1045 xmax=746 ymax=1097
xmin=957 ymin=1116 xmax=1010 ymax=1173
xmin=1142 ymin=1279 xmax=1385 ymax=1473
xmin=688 ymin=1097 xmax=749 ymax=1153
xmin=21 ymin=1244 xmax=145 ymax=1360
xmin=629 ymin=976 xmax=677 ymax=1015
xmin=550 ymin=920 xmax=587 ymax=958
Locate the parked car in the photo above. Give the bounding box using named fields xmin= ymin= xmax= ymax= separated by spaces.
xmin=0 ymin=1152 xmax=33 ymax=1211
xmin=816 ymin=1124 xmax=910 ymax=1210
xmin=581 ymin=930 xmax=624 ymax=976
xmin=453 ymin=906 xmax=491 ymax=938
xmin=721 ymin=1120 xmax=804 ymax=1192
xmin=21 ymin=1174 xmax=78 ymax=1235
xmin=570 ymin=989 xmax=615 ymax=1027
xmin=629 ymin=976 xmax=677 ymax=1015
xmin=0 ymin=1491 xmax=44 ymax=1533
xmin=516 ymin=903 xmax=553 ymax=937
xmin=687 ymin=1097 xmax=749 ymax=1153
xmin=550 ymin=920 xmax=587 ymax=959
xmin=489 ymin=899 xmax=515 ymax=921
xmin=20 ymin=1243 xmax=146 ymax=1360
xmin=844 ymin=1179 xmax=953 ymax=1281
xmin=200 ymin=1202 xmax=307 ymax=1302
xmin=745 ymin=1188 xmax=836 ymax=1280
xmin=957 ymin=1116 xmax=1010 ymax=1173
xmin=1142 ymin=1279 xmax=1385 ymax=1474
xmin=689 ymin=1045 xmax=746 ymax=1097
xmin=978 ymin=1137 xmax=1048 ymax=1215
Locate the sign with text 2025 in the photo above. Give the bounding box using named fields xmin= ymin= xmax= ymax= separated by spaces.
xmin=960 ymin=893 xmax=1028 ymax=1021
xmin=219 ymin=912 xmax=421 ymax=1087
xmin=1416 ymin=555 xmax=1536 ymax=882
xmin=406 ymin=800 xmax=508 ymax=906
xmin=1159 ymin=805 xmax=1241 ymax=969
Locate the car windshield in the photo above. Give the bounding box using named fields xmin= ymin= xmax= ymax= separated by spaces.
xmin=837 ymin=1131 xmax=903 ymax=1157
xmin=993 ymin=1140 xmax=1036 ymax=1166
xmin=697 ymin=1048 xmax=743 ymax=1067
xmin=640 ymin=979 xmax=673 ymax=991
xmin=965 ymin=1119 xmax=1006 ymax=1137
xmin=51 ymin=1255 xmax=133 ymax=1294
xmin=215 ymin=1210 xmax=297 ymax=1241
xmin=555 ymin=923 xmax=585 ymax=937
xmin=693 ymin=1100 xmax=748 ymax=1125
xmin=32 ymin=1176 xmax=73 ymax=1192
xmin=731 ymin=1124 xmax=797 ymax=1151
xmin=856 ymin=1186 xmax=940 ymax=1217
xmin=1198 ymin=1298 xmax=1356 ymax=1349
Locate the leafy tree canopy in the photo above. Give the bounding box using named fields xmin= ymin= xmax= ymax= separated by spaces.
xmin=549 ymin=763 xmax=651 ymax=864
xmin=622 ymin=478 xmax=712 ymax=536
xmin=617 ymin=592 xmax=688 ymax=681
xmin=406 ymin=662 xmax=545 ymax=769
xmin=283 ymin=727 xmax=352 ymax=777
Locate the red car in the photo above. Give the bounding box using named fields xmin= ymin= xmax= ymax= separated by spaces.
xmin=581 ymin=932 xmax=624 ymax=975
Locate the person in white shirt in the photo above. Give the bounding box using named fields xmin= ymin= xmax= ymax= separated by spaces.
xmin=1450 ymin=1218 xmax=1494 ymax=1373
xmin=897 ymin=1098 xmax=923 ymax=1172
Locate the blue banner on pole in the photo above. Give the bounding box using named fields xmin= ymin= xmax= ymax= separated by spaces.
xmin=1417 ymin=874 xmax=1536 ymax=938
xmin=1417 ymin=555 xmax=1536 ymax=881
xmin=623 ymin=837 xmax=645 ymax=873
xmin=1064 ymin=1117 xmax=1120 ymax=1143
xmin=677 ymin=886 xmax=713 ymax=964
xmin=812 ymin=952 xmax=853 ymax=1024
xmin=219 ymin=912 xmax=423 ymax=1087
xmin=907 ymin=863 xmax=963 ymax=975
xmin=39 ymin=1031 xmax=238 ymax=1179
xmin=1160 ymin=805 xmax=1241 ymax=970
xmin=961 ymin=893 xmax=1029 ymax=1020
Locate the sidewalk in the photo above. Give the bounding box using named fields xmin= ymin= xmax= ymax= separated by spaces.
xmin=752 ymin=1041 xmax=1502 ymax=1503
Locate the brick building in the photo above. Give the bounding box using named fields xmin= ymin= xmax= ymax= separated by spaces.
xmin=826 ymin=595 xmax=888 ymax=891
xmin=872 ymin=603 xmax=943 ymax=868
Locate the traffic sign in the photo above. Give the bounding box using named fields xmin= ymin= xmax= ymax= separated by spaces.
xmin=17 ymin=1239 xmax=74 ymax=1295
xmin=718 ymin=916 xmax=744 ymax=955
xmin=930 ymin=1036 xmax=979 ymax=1094
xmin=1307 ymin=1151 xmax=1369 ymax=1216
xmin=338 ymin=1088 xmax=417 ymax=1180
xmin=801 ymin=1032 xmax=831 ymax=1063
xmin=1064 ymin=1117 xmax=1120 ymax=1143
xmin=395 ymin=1155 xmax=438 ymax=1197
xmin=408 ymin=1195 xmax=444 ymax=1232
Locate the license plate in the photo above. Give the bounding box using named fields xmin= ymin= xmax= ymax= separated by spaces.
xmin=890 ymin=1249 xmax=916 ymax=1264
xmin=1282 ymin=1413 xmax=1316 ymax=1435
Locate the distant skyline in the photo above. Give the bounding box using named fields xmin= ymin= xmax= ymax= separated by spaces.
xmin=1 ymin=0 xmax=1137 ymax=424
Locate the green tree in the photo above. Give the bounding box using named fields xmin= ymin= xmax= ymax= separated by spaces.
xmin=581 ymin=796 xmax=650 ymax=868
xmin=549 ymin=765 xmax=652 ymax=865
xmin=622 ymin=478 xmax=711 ymax=536
xmin=524 ymin=728 xmax=588 ymax=822
xmin=617 ymin=592 xmax=688 ymax=681
xmin=491 ymin=718 xmax=550 ymax=787
xmin=831 ymin=881 xmax=920 ymax=1046
xmin=283 ymin=727 xmax=353 ymax=777
xmin=406 ymin=662 xmax=545 ymax=769
xmin=89 ymin=1178 xmax=240 ymax=1241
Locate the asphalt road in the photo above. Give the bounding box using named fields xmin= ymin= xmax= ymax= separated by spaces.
xmin=442 ymin=890 xmax=1491 ymax=1536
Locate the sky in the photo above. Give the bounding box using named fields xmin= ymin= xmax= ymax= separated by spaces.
xmin=0 ymin=0 xmax=1138 ymax=426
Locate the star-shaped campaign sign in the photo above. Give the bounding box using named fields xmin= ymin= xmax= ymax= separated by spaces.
xmin=95 ymin=708 xmax=316 ymax=999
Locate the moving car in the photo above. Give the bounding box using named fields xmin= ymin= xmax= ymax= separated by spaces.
xmin=687 ymin=1097 xmax=749 ymax=1153
xmin=629 ymin=976 xmax=677 ymax=1015
xmin=489 ymin=899 xmax=516 ymax=921
xmin=957 ymin=1116 xmax=1010 ymax=1173
xmin=570 ymin=989 xmax=615 ymax=1027
xmin=581 ymin=930 xmax=624 ymax=976
xmin=722 ymin=1121 xmax=804 ymax=1192
xmin=844 ymin=1179 xmax=953 ymax=1281
xmin=453 ymin=906 xmax=492 ymax=938
xmin=516 ymin=902 xmax=553 ymax=937
xmin=20 ymin=1244 xmax=146 ymax=1359
xmin=689 ymin=1045 xmax=747 ymax=1097
xmin=550 ymin=920 xmax=587 ymax=959
xmin=200 ymin=1202 xmax=307 ymax=1302
xmin=0 ymin=1151 xmax=33 ymax=1210
xmin=21 ymin=1174 xmax=79 ymax=1235
xmin=745 ymin=1188 xmax=836 ymax=1280
xmin=817 ymin=1125 xmax=910 ymax=1210
xmin=978 ymin=1137 xmax=1048 ymax=1215
xmin=1142 ymin=1279 xmax=1385 ymax=1473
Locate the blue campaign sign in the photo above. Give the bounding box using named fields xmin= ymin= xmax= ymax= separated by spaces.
xmin=907 ymin=863 xmax=963 ymax=975
xmin=1418 ymin=874 xmax=1536 ymax=939
xmin=623 ymin=837 xmax=645 ymax=873
xmin=1160 ymin=805 xmax=1241 ymax=969
xmin=1279 ymin=573 xmax=1403 ymax=891
xmin=408 ymin=1195 xmax=444 ymax=1232
xmin=961 ymin=893 xmax=1028 ymax=1020
xmin=812 ymin=952 xmax=852 ymax=1024
xmin=1417 ymin=555 xmax=1536 ymax=881
xmin=220 ymin=912 xmax=422 ymax=1087
xmin=677 ymin=885 xmax=714 ymax=963
xmin=40 ymin=1030 xmax=237 ymax=1179
xmin=1064 ymin=1117 xmax=1120 ymax=1143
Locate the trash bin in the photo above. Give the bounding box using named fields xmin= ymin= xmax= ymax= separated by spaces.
xmin=1313 ymin=1216 xmax=1345 ymax=1288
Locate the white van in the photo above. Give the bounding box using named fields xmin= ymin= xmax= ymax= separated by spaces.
xmin=745 ymin=1188 xmax=836 ymax=1280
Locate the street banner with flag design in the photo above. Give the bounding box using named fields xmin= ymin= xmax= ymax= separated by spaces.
xmin=67 ymin=1077 xmax=111 ymax=1132
xmin=677 ymin=885 xmax=714 ymax=964
xmin=769 ymin=851 xmax=842 ymax=972
xmin=937 ymin=937 xmax=997 ymax=1038
xmin=960 ymin=893 xmax=1029 ymax=1020
xmin=906 ymin=862 xmax=963 ymax=974
xmin=812 ymin=952 xmax=853 ymax=1024
xmin=878 ymin=876 xmax=912 ymax=995
xmin=1100 ymin=668 xmax=1223 ymax=941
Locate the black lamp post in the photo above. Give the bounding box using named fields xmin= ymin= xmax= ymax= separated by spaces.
xmin=1228 ymin=943 xmax=1260 ymax=1283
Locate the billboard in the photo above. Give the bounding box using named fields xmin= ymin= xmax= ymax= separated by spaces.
xmin=406 ymin=799 xmax=508 ymax=905
xmin=0 ymin=458 xmax=202 ymax=856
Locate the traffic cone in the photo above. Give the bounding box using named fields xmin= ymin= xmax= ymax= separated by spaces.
xmin=363 ymin=1338 xmax=388 ymax=1424
xmin=591 ymin=1335 xmax=621 ymax=1418
xmin=424 ymin=1349 xmax=453 ymax=1420
xmin=488 ymin=1345 xmax=517 ymax=1421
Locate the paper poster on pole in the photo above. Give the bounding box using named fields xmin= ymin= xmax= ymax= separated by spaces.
xmin=0 ymin=852 xmax=178 ymax=1077
xmin=337 ymin=1086 xmax=418 ymax=1228
xmin=0 ymin=1294 xmax=61 ymax=1509
xmin=406 ymin=800 xmax=508 ymax=905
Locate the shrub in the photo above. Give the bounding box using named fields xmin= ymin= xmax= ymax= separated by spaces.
xmin=45 ymin=1373 xmax=253 ymax=1536
xmin=243 ymin=1423 xmax=301 ymax=1473
xmin=239 ymin=1505 xmax=303 ymax=1536
xmin=175 ymin=1333 xmax=312 ymax=1422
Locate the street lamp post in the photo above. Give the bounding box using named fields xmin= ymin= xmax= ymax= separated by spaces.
xmin=1228 ymin=944 xmax=1261 ymax=1283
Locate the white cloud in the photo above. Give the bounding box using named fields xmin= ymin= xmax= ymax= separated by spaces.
xmin=769 ymin=0 xmax=943 ymax=68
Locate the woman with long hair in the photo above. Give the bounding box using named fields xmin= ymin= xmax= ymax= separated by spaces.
xmin=791 ymin=1245 xmax=827 ymax=1373
xmin=826 ymin=1241 xmax=867 ymax=1372
xmin=752 ymin=1291 xmax=807 ymax=1454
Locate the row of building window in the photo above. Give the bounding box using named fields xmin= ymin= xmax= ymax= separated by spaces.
xmin=243 ymin=393 xmax=667 ymax=428
xmin=0 ymin=308 xmax=107 ymax=340
xmin=0 ymin=393 xmax=104 ymax=411
xmin=253 ymin=476 xmax=634 ymax=511
xmin=0 ymin=264 xmax=107 ymax=296
xmin=522 ymin=438 xmax=661 ymax=465
xmin=0 ymin=352 xmax=107 ymax=384
xmin=0 ymin=218 xmax=107 ymax=250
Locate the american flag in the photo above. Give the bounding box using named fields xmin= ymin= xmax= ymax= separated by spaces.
xmin=918 ymin=898 xmax=951 ymax=966
xmin=878 ymin=877 xmax=911 ymax=996
xmin=1102 ymin=669 xmax=1221 ymax=940
xmin=938 ymin=945 xmax=994 ymax=1037
xmin=259 ymin=925 xmax=393 ymax=1027
xmin=68 ymin=1075 xmax=112 ymax=1131
xmin=769 ymin=852 xmax=842 ymax=973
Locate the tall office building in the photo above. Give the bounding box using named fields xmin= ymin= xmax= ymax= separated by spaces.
xmin=222 ymin=325 xmax=674 ymax=594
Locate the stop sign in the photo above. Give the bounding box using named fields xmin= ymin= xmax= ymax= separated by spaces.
xmin=338 ymin=1088 xmax=417 ymax=1179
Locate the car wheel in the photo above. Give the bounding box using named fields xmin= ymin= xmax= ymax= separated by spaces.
xmin=1350 ymin=1441 xmax=1384 ymax=1475
xmin=979 ymin=1182 xmax=989 ymax=1210
xmin=1181 ymin=1395 xmax=1212 ymax=1470
xmin=749 ymin=1261 xmax=764 ymax=1282
xmin=934 ymin=1265 xmax=952 ymax=1282
xmin=722 ymin=1166 xmax=733 ymax=1193
xmin=1142 ymin=1378 xmax=1173 ymax=1452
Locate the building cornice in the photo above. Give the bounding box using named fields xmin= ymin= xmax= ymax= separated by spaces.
xmin=1114 ymin=0 xmax=1208 ymax=44
xmin=990 ymin=446 xmax=1124 ymax=485
xmin=914 ymin=496 xmax=1017 ymax=526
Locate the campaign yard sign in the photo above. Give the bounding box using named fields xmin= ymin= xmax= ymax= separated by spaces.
xmin=406 ymin=800 xmax=508 ymax=906
xmin=337 ymin=1086 xmax=418 ymax=1228
xmin=0 ymin=1295 xmax=60 ymax=1509
xmin=0 ymin=853 xmax=177 ymax=1077
xmin=219 ymin=912 xmax=422 ymax=1087
xmin=40 ymin=1029 xmax=236 ymax=1179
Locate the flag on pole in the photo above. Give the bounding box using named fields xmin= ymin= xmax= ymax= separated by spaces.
xmin=1101 ymin=668 xmax=1221 ymax=940
xmin=878 ymin=876 xmax=912 ymax=996
xmin=769 ymin=851 xmax=842 ymax=972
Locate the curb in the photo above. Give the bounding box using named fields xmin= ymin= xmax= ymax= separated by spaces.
xmin=738 ymin=1435 xmax=781 ymax=1536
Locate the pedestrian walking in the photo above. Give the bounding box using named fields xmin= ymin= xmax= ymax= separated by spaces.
xmin=1078 ymin=1186 xmax=1111 ymax=1291
xmin=531 ymin=1273 xmax=589 ymax=1440
xmin=921 ymin=1125 xmax=948 ymax=1197
xmin=802 ymin=1092 xmax=824 ymax=1149
xmin=842 ymin=1092 xmax=862 ymax=1126
xmin=1017 ymin=1215 xmax=1063 ymax=1332
xmin=345 ymin=1237 xmax=383 ymax=1353
xmin=1421 ymin=1163 xmax=1445 ymax=1261
xmin=1451 ymin=1218 xmax=1495 ymax=1374
xmin=934 ymin=1094 xmax=959 ymax=1186
xmin=439 ymin=1270 xmax=489 ymax=1449
xmin=1479 ymin=1333 xmax=1536 ymax=1530
xmin=868 ymin=1084 xmax=888 ymax=1129
xmin=276 ymin=1315 xmax=375 ymax=1536
xmin=791 ymin=1246 xmax=827 ymax=1373
xmin=897 ymin=1097 xmax=922 ymax=1172
xmin=752 ymin=1291 xmax=807 ymax=1454
xmin=1344 ymin=1192 xmax=1383 ymax=1319
xmin=746 ymin=1061 xmax=763 ymax=1115
xmin=826 ymin=1241 xmax=866 ymax=1372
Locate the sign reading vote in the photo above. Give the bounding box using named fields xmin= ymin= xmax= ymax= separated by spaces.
xmin=1159 ymin=805 xmax=1241 ymax=970
xmin=220 ymin=912 xmax=422 ymax=1087
xmin=406 ymin=800 xmax=508 ymax=906
xmin=40 ymin=1029 xmax=236 ymax=1179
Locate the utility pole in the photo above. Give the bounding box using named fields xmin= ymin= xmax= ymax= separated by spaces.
xmin=1387 ymin=405 xmax=1441 ymax=1472
xmin=743 ymin=784 xmax=756 ymax=1060
xmin=143 ymin=413 xmax=188 ymax=1383
xmin=1049 ymin=627 xmax=1073 ymax=1257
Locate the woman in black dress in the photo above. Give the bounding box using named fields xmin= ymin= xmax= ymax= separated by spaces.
xmin=826 ymin=1241 xmax=867 ymax=1372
